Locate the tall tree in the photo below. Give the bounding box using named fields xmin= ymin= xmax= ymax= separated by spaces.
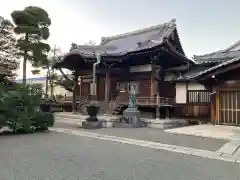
xmin=11 ymin=6 xmax=51 ymax=84
xmin=55 ymin=43 xmax=79 ymax=92
xmin=46 ymin=45 xmax=62 ymax=99
xmin=0 ymin=17 xmax=20 ymax=74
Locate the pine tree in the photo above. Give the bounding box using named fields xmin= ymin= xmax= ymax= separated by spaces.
xmin=11 ymin=6 xmax=51 ymax=84
xmin=0 ymin=17 xmax=20 ymax=74
xmin=54 ymin=43 xmax=79 ymax=92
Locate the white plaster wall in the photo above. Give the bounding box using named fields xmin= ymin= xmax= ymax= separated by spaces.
xmin=175 ymin=83 xmax=187 ymax=103
xmin=130 ymin=64 xmax=152 ymax=72
xmin=188 ymin=82 xmax=205 ymax=90
xmin=175 ymin=82 xmax=206 ymax=103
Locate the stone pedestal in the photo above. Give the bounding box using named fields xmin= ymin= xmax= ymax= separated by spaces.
xmin=123 ymin=107 xmax=140 ymax=128
xmin=86 ymin=116 xmax=98 ymax=122
xmin=82 ymin=121 xmax=102 ymax=129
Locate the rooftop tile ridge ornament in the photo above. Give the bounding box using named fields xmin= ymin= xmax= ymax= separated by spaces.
xmin=149 ymin=20 xmax=176 ymax=46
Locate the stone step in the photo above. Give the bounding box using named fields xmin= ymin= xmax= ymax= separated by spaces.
xmin=55 ymin=117 xmax=84 ymax=125
xmin=113 ymin=121 xmax=147 ymax=128
xmin=55 ymin=116 xmax=121 ymax=128
xmin=55 ymin=113 xmax=121 ymax=121
xmin=54 ymin=113 xmax=87 ymax=120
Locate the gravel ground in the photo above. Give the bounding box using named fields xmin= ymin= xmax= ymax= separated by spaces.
xmin=55 ymin=122 xmax=227 ymax=151
xmin=0 ymin=131 xmax=239 ymax=180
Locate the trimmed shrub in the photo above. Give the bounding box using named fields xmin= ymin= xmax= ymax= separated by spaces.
xmin=0 ymin=83 xmax=55 ymax=133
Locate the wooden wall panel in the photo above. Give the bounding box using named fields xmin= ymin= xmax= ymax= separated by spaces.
xmin=137 ymin=79 xmax=151 ymax=97
xmin=81 ymin=83 xmax=90 ymax=97
xmin=110 ymin=79 xmax=118 ymax=100
xmin=97 ymin=76 xmax=105 ymax=101
xmin=159 ymin=81 xmax=175 ymax=98
xmin=173 ymin=104 xmax=210 ymax=119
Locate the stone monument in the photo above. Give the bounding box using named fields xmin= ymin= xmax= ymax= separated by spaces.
xmin=123 ymin=83 xmax=140 ymax=127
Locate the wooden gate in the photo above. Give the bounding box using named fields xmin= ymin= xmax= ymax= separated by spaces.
xmin=219 ymin=91 xmax=240 ymax=125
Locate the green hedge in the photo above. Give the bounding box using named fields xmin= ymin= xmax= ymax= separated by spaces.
xmin=0 ymin=83 xmax=54 ymax=133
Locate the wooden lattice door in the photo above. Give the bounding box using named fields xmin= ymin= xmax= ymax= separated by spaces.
xmin=219 ymin=91 xmax=240 ymax=125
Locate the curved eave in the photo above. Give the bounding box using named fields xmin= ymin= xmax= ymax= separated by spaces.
xmin=164 ymin=42 xmax=194 ymax=65
xmin=53 ymin=50 xmax=90 ymax=70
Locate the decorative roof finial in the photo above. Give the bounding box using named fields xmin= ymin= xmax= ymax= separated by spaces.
xmin=171 ymin=18 xmax=176 ymax=23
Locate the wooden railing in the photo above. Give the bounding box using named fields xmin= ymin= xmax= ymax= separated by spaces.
xmin=118 ymin=97 xmax=173 ymax=106
xmin=63 ymin=95 xmax=173 ymax=106
xmin=187 ymin=90 xmax=211 ymax=104
xmin=109 ymin=96 xmax=121 ymax=109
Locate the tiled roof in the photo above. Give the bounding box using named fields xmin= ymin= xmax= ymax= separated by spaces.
xmin=71 ymin=19 xmax=178 ymax=57
xmin=193 ymin=56 xmax=240 ymax=78
xmin=194 ymin=40 xmax=240 ymax=64
xmin=194 ymin=51 xmax=240 ymax=64
xmin=179 ymin=56 xmax=240 ymax=80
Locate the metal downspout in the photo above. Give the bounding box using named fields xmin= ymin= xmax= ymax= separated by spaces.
xmin=92 ymin=52 xmax=101 ymax=100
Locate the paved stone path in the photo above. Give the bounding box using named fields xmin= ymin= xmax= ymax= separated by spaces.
xmin=217 ymin=141 xmax=240 ymax=155
xmin=55 ymin=122 xmax=227 ymax=151
xmin=165 ymin=124 xmax=240 ymax=141
xmin=1 ymin=131 xmax=240 ymax=180
xmin=51 ymin=127 xmax=240 ymax=164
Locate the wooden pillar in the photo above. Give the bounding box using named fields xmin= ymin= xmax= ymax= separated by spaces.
xmin=155 ymin=68 xmax=161 ymax=120
xmin=105 ymin=70 xmax=110 ymax=102
xmin=72 ymin=72 xmax=79 ymax=113
xmin=216 ymin=91 xmax=220 ymax=124
xmin=210 ymin=93 xmax=216 ymax=124
xmin=150 ymin=75 xmax=155 ymax=101
xmin=79 ymin=76 xmax=82 ymax=97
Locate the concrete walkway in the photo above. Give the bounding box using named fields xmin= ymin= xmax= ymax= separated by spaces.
xmin=51 ymin=127 xmax=240 ymax=164
xmin=54 ymin=117 xmax=240 ymax=162
xmin=165 ymin=124 xmax=240 ymax=141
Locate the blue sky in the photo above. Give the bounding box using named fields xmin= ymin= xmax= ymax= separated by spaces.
xmin=1 ymin=0 xmax=240 ymax=78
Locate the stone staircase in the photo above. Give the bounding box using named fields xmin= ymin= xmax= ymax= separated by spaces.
xmin=54 ymin=112 xmax=122 ymax=128
xmin=55 ymin=112 xmax=87 ymax=126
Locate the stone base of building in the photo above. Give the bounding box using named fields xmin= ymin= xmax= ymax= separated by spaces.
xmin=141 ymin=118 xmax=188 ymax=129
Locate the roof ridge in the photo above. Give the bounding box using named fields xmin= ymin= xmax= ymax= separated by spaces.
xmin=193 ymin=50 xmax=223 ymax=59
xmin=221 ymin=40 xmax=240 ymax=53
xmin=101 ymin=18 xmax=176 ymax=45
xmin=194 ymin=40 xmax=240 ymax=59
